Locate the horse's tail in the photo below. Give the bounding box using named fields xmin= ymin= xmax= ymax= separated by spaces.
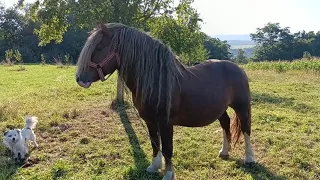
xmin=230 ymin=113 xmax=241 ymax=146
xmin=230 ymin=104 xmax=251 ymax=146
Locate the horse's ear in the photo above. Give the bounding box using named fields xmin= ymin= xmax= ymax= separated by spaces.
xmin=97 ymin=22 xmax=111 ymax=37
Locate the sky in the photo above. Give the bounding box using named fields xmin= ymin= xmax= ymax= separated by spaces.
xmin=2 ymin=0 xmax=320 ymax=36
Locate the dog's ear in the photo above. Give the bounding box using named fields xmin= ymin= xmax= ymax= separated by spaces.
xmin=4 ymin=131 xmax=8 ymax=136
xmin=16 ymin=129 xmax=21 ymax=134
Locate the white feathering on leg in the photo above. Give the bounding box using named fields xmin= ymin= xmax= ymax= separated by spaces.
xmin=244 ymin=132 xmax=255 ymax=163
xmin=219 ymin=129 xmax=230 ymax=157
xmin=146 ymin=151 xmax=163 ymax=173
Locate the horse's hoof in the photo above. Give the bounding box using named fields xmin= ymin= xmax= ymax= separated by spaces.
xmin=245 ymin=155 xmax=255 ymax=164
xmin=218 ymin=153 xmax=229 ymax=160
xmin=245 ymin=160 xmax=255 ymax=165
xmin=162 ymin=171 xmax=174 ymax=180
xmin=146 ymin=165 xmax=160 ymax=173
xmin=146 ymin=152 xmax=162 ymax=173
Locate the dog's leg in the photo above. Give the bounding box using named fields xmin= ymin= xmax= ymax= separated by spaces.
xmin=31 ymin=132 xmax=38 ymax=148
xmin=33 ymin=140 xmax=38 ymax=148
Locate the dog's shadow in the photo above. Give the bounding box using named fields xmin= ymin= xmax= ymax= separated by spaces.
xmin=0 ymin=145 xmax=38 ymax=179
xmin=111 ymin=100 xmax=163 ymax=180
xmin=0 ymin=148 xmax=22 ymax=179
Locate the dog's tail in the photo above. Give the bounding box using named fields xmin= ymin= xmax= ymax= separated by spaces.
xmin=25 ymin=116 xmax=38 ymax=129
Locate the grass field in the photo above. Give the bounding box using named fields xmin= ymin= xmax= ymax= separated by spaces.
xmin=244 ymin=58 xmax=320 ymax=74
xmin=0 ymin=63 xmax=320 ymax=180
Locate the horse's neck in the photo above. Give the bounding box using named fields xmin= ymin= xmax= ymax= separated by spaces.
xmin=120 ymin=70 xmax=136 ymax=94
xmin=119 ymin=59 xmax=187 ymax=96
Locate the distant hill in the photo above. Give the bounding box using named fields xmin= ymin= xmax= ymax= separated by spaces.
xmin=227 ymin=40 xmax=255 ymax=46
xmin=212 ymin=34 xmax=252 ymax=41
xmin=210 ymin=34 xmax=256 ymax=58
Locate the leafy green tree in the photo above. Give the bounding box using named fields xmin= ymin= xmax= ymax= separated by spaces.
xmin=0 ymin=4 xmax=88 ymax=63
xmin=203 ymin=36 xmax=232 ymax=60
xmin=149 ymin=0 xmax=208 ymax=65
xmin=250 ymin=22 xmax=294 ymax=61
xmin=236 ymin=49 xmax=247 ymax=64
xmin=250 ymin=22 xmax=320 ymax=61
xmin=19 ymin=0 xmax=173 ymax=46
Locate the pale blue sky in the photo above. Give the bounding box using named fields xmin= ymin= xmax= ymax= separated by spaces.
xmin=3 ymin=0 xmax=320 ymax=35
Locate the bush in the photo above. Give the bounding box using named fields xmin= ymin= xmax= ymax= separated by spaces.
xmin=40 ymin=54 xmax=46 ymax=65
xmin=303 ymin=51 xmax=312 ymax=60
xmin=14 ymin=50 xmax=22 ymax=64
xmin=5 ymin=49 xmax=14 ymax=65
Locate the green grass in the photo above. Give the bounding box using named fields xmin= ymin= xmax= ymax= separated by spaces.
xmin=243 ymin=58 xmax=320 ymax=74
xmin=0 ymin=64 xmax=320 ymax=180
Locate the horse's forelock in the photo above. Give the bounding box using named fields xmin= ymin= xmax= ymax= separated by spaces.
xmin=76 ymin=29 xmax=103 ymax=76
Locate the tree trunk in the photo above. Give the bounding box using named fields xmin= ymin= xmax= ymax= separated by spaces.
xmin=112 ymin=0 xmax=125 ymax=103
xmin=116 ymin=71 xmax=124 ymax=102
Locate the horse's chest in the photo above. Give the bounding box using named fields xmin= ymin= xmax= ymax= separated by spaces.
xmin=132 ymin=99 xmax=160 ymax=121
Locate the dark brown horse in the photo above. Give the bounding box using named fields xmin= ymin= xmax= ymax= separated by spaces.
xmin=75 ymin=23 xmax=255 ymax=180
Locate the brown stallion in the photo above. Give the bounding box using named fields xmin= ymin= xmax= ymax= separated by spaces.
xmin=75 ymin=23 xmax=255 ymax=180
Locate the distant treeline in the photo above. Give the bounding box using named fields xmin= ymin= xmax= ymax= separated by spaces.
xmin=0 ymin=2 xmax=319 ymax=65
xmin=250 ymin=23 xmax=320 ymax=61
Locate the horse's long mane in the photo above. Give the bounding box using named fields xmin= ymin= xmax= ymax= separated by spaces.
xmin=77 ymin=23 xmax=186 ymax=120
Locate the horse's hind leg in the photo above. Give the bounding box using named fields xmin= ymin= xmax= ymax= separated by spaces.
xmin=231 ymin=102 xmax=255 ymax=164
xmin=218 ymin=111 xmax=231 ymax=159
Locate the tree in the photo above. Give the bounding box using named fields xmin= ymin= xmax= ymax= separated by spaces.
xmin=203 ymin=36 xmax=232 ymax=60
xmin=250 ymin=22 xmax=320 ymax=61
xmin=236 ymin=49 xmax=247 ymax=64
xmin=149 ymin=0 xmax=208 ymax=65
xmin=250 ymin=22 xmax=294 ymax=61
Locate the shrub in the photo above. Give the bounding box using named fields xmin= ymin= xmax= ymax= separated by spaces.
xmin=5 ymin=49 xmax=14 ymax=65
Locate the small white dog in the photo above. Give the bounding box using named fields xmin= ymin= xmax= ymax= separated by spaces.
xmin=3 ymin=129 xmax=28 ymax=161
xmin=21 ymin=116 xmax=39 ymax=148
xmin=3 ymin=116 xmax=39 ymax=162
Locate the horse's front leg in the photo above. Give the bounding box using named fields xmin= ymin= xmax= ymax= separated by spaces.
xmin=159 ymin=120 xmax=175 ymax=180
xmin=146 ymin=121 xmax=163 ymax=173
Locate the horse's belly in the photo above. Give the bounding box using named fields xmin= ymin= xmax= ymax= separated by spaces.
xmin=174 ymin=99 xmax=228 ymax=127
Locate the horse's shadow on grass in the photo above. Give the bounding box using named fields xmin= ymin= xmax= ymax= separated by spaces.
xmin=251 ymin=92 xmax=313 ymax=113
xmin=111 ymin=100 xmax=290 ymax=180
xmin=112 ymin=101 xmax=162 ymax=180
xmin=230 ymin=158 xmax=287 ymax=180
